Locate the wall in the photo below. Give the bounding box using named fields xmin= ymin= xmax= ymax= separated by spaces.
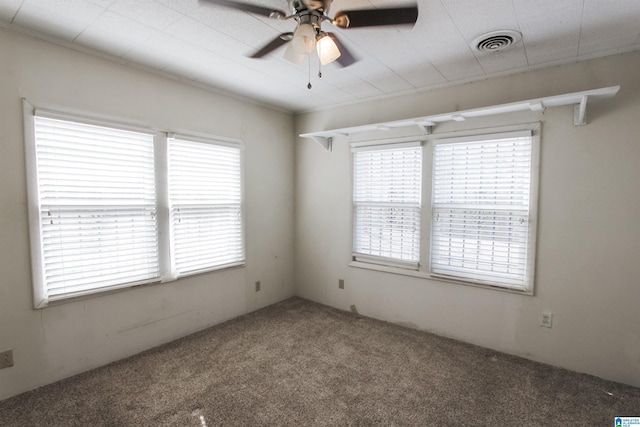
xmin=0 ymin=29 xmax=295 ymax=400
xmin=295 ymin=51 xmax=640 ymax=388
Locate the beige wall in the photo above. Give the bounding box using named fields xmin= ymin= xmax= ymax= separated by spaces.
xmin=295 ymin=51 xmax=640 ymax=388
xmin=0 ymin=29 xmax=295 ymax=400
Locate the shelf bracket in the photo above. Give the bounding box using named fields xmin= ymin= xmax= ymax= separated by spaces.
xmin=417 ymin=120 xmax=435 ymax=134
xmin=309 ymin=135 xmax=333 ymax=151
xmin=574 ymin=95 xmax=588 ymax=126
xmin=529 ymin=101 xmax=545 ymax=112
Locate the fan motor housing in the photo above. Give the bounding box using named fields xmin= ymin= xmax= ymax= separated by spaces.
xmin=291 ymin=0 xmax=331 ymax=13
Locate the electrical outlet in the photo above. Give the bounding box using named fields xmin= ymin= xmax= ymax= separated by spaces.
xmin=338 ymin=279 xmax=344 ymax=289
xmin=255 ymin=281 xmax=261 ymax=292
xmin=541 ymin=312 xmax=553 ymax=328
xmin=0 ymin=350 xmax=13 ymax=369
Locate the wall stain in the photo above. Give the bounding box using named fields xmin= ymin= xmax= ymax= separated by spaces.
xmin=117 ymin=310 xmax=196 ymax=334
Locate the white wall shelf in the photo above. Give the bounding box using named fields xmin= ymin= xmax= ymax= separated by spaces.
xmin=300 ymin=86 xmax=620 ymax=151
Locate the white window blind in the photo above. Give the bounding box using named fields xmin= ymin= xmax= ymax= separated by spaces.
xmin=168 ymin=137 xmax=244 ymax=275
xmin=353 ymin=143 xmax=422 ymax=267
xmin=25 ymin=105 xmax=248 ymax=307
xmin=33 ymin=116 xmax=159 ymax=301
xmin=430 ymin=131 xmax=534 ymax=289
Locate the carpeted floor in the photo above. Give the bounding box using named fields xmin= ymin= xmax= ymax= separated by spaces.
xmin=1 ymin=297 xmax=638 ymax=426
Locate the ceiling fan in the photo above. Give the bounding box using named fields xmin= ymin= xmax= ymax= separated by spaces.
xmin=199 ymin=0 xmax=419 ymax=69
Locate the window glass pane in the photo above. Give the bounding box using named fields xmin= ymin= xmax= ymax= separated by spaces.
xmin=431 ymin=134 xmax=532 ymax=288
xmin=168 ymin=138 xmax=244 ymax=275
xmin=353 ymin=145 xmax=422 ymax=265
xmin=34 ymin=116 xmax=159 ymax=300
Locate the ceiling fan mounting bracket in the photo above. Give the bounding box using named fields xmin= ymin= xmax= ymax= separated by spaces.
xmin=292 ymin=0 xmax=331 ymax=14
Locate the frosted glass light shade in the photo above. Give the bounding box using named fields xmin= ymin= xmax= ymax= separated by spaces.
xmin=292 ymin=23 xmax=316 ymax=54
xmin=316 ymin=35 xmax=341 ymax=65
xmin=283 ymin=42 xmax=305 ymax=64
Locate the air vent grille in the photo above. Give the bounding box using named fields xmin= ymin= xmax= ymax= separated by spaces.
xmin=472 ymin=30 xmax=522 ymax=52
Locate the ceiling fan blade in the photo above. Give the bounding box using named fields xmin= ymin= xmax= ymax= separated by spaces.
xmin=250 ymin=32 xmax=293 ymax=58
xmin=199 ymin=0 xmax=287 ymax=19
xmin=326 ymin=33 xmax=357 ymax=67
xmin=332 ymin=6 xmax=418 ymax=29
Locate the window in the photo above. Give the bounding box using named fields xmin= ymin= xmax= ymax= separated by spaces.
xmin=431 ymin=131 xmax=537 ymax=290
xmin=352 ymin=142 xmax=422 ymax=268
xmin=168 ymin=136 xmax=244 ymax=276
xmin=350 ymin=127 xmax=539 ymax=293
xmin=24 ymin=106 xmax=245 ymax=307
xmin=30 ymin=115 xmax=160 ymax=302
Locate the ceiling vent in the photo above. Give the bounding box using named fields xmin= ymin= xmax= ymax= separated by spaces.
xmin=472 ymin=30 xmax=522 ymax=52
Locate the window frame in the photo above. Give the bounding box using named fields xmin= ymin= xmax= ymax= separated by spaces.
xmin=429 ymin=129 xmax=539 ymax=292
xmin=167 ymin=134 xmax=246 ymax=278
xmin=351 ymin=139 xmax=424 ymax=270
xmin=23 ymin=101 xmax=246 ymax=308
xmin=349 ymin=123 xmax=540 ymax=295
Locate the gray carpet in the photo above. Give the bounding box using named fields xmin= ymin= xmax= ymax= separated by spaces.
xmin=1 ymin=297 xmax=638 ymax=426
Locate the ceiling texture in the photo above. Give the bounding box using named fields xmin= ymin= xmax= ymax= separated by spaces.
xmin=2 ymin=0 xmax=640 ymax=113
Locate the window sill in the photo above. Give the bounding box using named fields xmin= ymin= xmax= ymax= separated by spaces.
xmin=348 ymin=261 xmax=533 ymax=296
xmin=34 ymin=262 xmax=247 ymax=309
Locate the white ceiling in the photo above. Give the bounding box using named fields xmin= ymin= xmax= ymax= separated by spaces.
xmin=2 ymin=0 xmax=640 ymax=112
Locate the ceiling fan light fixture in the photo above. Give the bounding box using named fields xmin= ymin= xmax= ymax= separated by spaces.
xmin=292 ymin=23 xmax=316 ymax=54
xmin=316 ymin=34 xmax=341 ymax=65
xmin=283 ymin=42 xmax=305 ymax=64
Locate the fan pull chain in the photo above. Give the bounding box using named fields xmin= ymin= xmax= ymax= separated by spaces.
xmin=307 ymin=54 xmax=312 ymax=90
xmin=317 ymin=42 xmax=322 ymax=78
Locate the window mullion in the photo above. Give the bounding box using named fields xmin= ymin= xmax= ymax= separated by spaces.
xmin=154 ymin=132 xmax=174 ymax=282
